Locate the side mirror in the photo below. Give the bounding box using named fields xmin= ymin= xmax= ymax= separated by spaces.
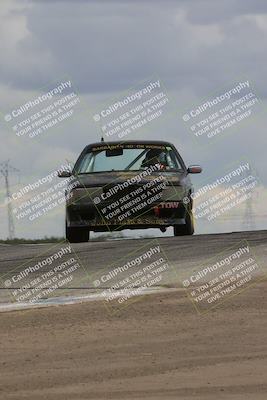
xmin=58 ymin=170 xmax=72 ymax=178
xmin=187 ymin=165 xmax=202 ymax=174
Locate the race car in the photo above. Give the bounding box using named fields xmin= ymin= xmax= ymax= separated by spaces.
xmin=58 ymin=140 xmax=202 ymax=242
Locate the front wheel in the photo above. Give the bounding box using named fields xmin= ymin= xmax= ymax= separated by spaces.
xmin=66 ymin=224 xmax=90 ymax=243
xmin=173 ymin=211 xmax=194 ymax=236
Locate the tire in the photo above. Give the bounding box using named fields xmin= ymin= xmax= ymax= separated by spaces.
xmin=66 ymin=224 xmax=90 ymax=243
xmin=173 ymin=211 xmax=194 ymax=236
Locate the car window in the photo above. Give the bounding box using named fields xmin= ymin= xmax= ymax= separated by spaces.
xmin=76 ymin=146 xmax=183 ymax=173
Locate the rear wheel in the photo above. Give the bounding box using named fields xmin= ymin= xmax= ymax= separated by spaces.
xmin=173 ymin=211 xmax=194 ymax=236
xmin=66 ymin=224 xmax=90 ymax=243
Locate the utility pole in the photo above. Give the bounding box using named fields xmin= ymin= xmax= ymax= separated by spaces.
xmin=242 ymin=167 xmax=257 ymax=232
xmin=0 ymin=160 xmax=19 ymax=239
xmin=242 ymin=193 xmax=256 ymax=231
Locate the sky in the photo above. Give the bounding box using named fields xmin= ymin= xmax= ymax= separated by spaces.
xmin=0 ymin=0 xmax=266 ymax=239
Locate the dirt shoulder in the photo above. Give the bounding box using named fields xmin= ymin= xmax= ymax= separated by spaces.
xmin=0 ymin=282 xmax=267 ymax=400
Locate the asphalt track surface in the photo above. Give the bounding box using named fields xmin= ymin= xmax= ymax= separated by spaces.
xmin=0 ymin=230 xmax=266 ymax=307
xmin=0 ymin=231 xmax=267 ymax=400
xmin=1 ymin=230 xmax=266 ymax=271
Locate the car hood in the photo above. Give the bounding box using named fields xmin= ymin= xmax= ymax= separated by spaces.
xmin=71 ymin=171 xmax=186 ymax=188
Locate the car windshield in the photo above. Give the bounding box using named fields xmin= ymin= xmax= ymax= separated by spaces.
xmin=76 ymin=145 xmax=183 ymax=173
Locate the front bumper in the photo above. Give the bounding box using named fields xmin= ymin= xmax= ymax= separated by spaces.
xmin=66 ymin=182 xmax=188 ymax=231
xmin=66 ymin=201 xmax=187 ymax=231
